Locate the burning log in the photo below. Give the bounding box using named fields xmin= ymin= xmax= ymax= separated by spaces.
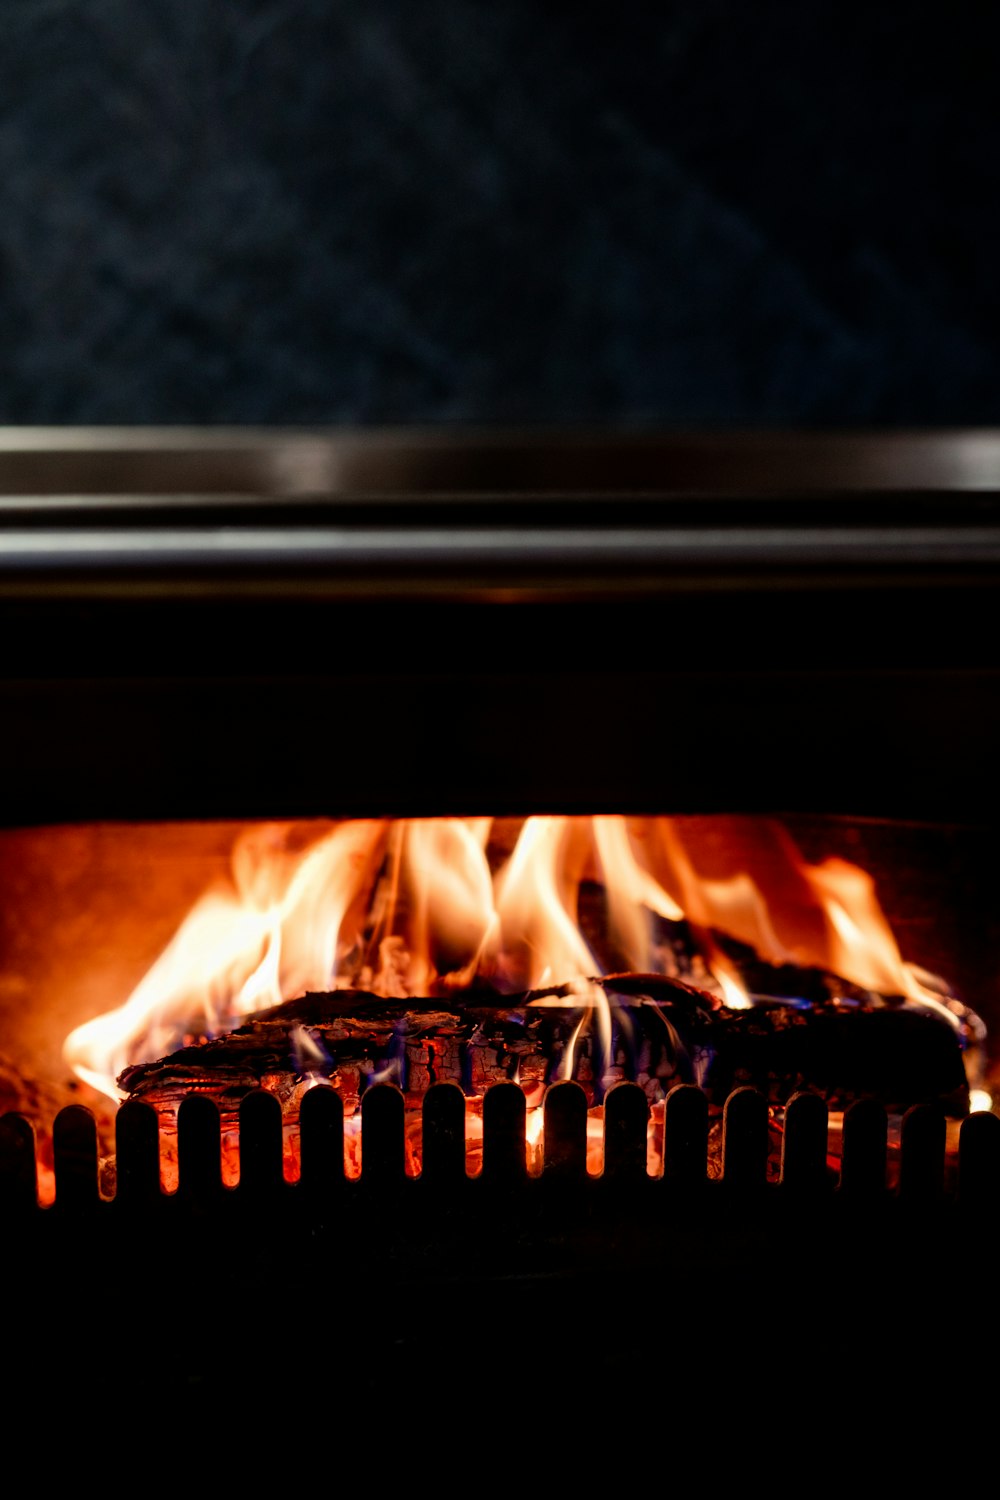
xmin=55 ymin=814 xmax=986 ymax=1183
xmin=708 ymin=998 xmax=968 ymax=1114
xmin=116 ymin=971 xmax=971 ymax=1184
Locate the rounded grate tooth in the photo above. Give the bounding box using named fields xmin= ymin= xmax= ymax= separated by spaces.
xmin=178 ymin=1094 xmax=222 ymax=1204
xmin=603 ymin=1081 xmax=648 ymax=1182
xmin=0 ymin=1111 xmax=37 ymax=1213
xmin=360 ymin=1082 xmax=405 ymax=1185
xmin=542 ymin=1079 xmax=588 ymax=1180
xmin=780 ymin=1090 xmax=830 ymax=1194
xmin=481 ymin=1080 xmax=526 ymax=1183
xmin=299 ymin=1084 xmax=344 ymax=1193
xmin=840 ymin=1097 xmax=888 ymax=1198
xmin=53 ymin=1104 xmax=99 ymax=1211
xmin=722 ymin=1086 xmax=769 ymax=1189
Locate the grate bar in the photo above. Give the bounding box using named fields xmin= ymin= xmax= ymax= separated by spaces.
xmin=0 ymin=1086 xmax=993 ymax=1216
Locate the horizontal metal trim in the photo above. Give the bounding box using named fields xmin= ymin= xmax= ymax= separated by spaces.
xmin=1 ymin=428 xmax=1000 ymax=497
xmin=1 ymin=525 xmax=1000 ymax=576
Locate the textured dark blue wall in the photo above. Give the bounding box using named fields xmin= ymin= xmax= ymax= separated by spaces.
xmin=2 ymin=2 xmax=997 ymax=424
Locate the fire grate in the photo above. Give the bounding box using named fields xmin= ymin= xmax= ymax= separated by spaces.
xmin=4 ymin=1080 xmax=997 ymax=1224
xmin=2 ymin=1082 xmax=995 ymax=1441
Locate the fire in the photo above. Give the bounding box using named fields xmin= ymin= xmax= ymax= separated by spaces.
xmin=63 ymin=818 xmax=388 ymax=1099
xmin=60 ymin=815 xmax=988 ymax=1176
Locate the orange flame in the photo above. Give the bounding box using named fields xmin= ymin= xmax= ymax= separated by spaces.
xmin=63 ymin=815 xmax=979 ymax=1106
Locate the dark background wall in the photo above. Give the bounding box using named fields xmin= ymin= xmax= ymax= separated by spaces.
xmin=2 ymin=2 xmax=997 ymax=426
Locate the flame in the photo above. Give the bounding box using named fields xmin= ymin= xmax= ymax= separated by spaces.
xmin=710 ymin=954 xmax=751 ymax=1010
xmin=801 ymin=858 xmax=958 ymax=1023
xmin=592 ymin=814 xmax=684 ymax=962
xmin=64 ymin=819 xmax=387 ymax=1100
xmin=372 ymin=818 xmax=499 ymax=993
xmin=525 ymin=1103 xmax=545 ymax=1173
xmin=555 ymin=1016 xmax=586 ymax=1082
xmin=62 ymin=815 xmax=982 ymax=1114
xmin=493 ymin=817 xmax=597 ymax=990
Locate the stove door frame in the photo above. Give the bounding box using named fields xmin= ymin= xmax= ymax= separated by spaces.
xmin=1 ymin=428 xmax=999 ymax=826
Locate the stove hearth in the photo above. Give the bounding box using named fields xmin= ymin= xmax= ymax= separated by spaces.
xmin=1 ymin=430 xmax=999 ymax=1441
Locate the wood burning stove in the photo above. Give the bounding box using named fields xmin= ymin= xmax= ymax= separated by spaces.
xmin=2 ymin=430 xmax=999 ymax=1439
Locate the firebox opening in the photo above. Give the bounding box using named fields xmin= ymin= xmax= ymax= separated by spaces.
xmin=0 ymin=813 xmax=995 ymax=1204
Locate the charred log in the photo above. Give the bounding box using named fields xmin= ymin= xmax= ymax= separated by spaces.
xmin=117 ymin=972 xmax=970 ymax=1126
xmin=708 ymin=1000 xmax=968 ymax=1114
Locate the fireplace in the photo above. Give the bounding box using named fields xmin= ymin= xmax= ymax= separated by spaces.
xmin=2 ymin=430 xmax=999 ymax=1438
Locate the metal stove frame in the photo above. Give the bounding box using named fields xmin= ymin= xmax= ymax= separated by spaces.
xmin=1 ymin=429 xmax=998 ymax=1439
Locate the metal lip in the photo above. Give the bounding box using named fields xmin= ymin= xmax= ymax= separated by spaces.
xmin=1 ymin=428 xmax=1000 ymax=598
xmin=0 ymin=523 xmax=999 ymax=602
xmin=1 ymin=426 xmax=1000 ymax=497
xmin=3 ymin=523 xmax=1000 ymax=568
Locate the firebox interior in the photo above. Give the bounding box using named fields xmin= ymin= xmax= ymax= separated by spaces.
xmin=1 ymin=813 xmax=994 ymax=1208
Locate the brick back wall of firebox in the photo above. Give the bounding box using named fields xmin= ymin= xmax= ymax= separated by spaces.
xmin=1 ymin=3 xmax=997 ymax=426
